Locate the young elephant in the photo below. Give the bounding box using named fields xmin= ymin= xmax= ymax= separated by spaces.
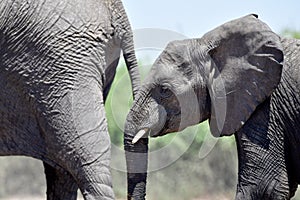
xmin=0 ymin=0 xmax=140 ymax=199
xmin=124 ymin=14 xmax=300 ymax=199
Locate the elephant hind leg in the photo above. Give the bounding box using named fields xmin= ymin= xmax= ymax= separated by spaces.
xmin=43 ymin=162 xmax=78 ymax=200
xmin=46 ymin=132 xmax=115 ymax=200
xmin=38 ymin=82 xmax=115 ymax=199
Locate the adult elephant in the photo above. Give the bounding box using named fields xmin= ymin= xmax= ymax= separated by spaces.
xmin=0 ymin=0 xmax=140 ymax=199
xmin=124 ymin=14 xmax=300 ymax=199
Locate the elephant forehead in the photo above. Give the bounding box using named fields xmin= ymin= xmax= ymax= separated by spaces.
xmin=148 ymin=64 xmax=184 ymax=84
xmin=143 ymin=67 xmax=191 ymax=95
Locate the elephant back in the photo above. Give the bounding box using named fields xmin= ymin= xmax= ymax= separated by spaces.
xmin=280 ymin=38 xmax=300 ymax=91
xmin=0 ymin=0 xmax=118 ymax=97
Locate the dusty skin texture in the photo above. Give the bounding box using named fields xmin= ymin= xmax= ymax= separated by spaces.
xmin=0 ymin=0 xmax=140 ymax=199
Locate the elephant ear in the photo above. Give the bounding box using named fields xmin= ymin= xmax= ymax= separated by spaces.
xmin=205 ymin=14 xmax=283 ymax=137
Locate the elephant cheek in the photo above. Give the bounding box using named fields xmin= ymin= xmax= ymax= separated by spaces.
xmin=171 ymin=90 xmax=201 ymax=132
xmin=147 ymin=104 xmax=167 ymax=137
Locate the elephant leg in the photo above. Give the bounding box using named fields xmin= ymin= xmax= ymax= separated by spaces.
xmin=70 ymin=115 xmax=114 ymax=200
xmin=235 ymin=131 xmax=292 ymax=199
xmin=234 ymin=100 xmax=294 ymax=199
xmin=43 ymin=162 xmax=78 ymax=200
xmin=54 ymin=123 xmax=114 ymax=200
xmin=43 ymin=126 xmax=114 ymax=200
xmin=39 ymin=82 xmax=115 ymax=200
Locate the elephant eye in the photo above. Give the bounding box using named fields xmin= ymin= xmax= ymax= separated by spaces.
xmin=160 ymin=86 xmax=172 ymax=98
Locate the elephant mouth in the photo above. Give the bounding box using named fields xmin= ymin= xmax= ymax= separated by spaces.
xmin=132 ymin=113 xmax=180 ymax=144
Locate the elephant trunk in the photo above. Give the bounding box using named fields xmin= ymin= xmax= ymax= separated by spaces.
xmin=124 ymin=112 xmax=148 ymax=200
xmin=124 ymin=94 xmax=167 ymax=199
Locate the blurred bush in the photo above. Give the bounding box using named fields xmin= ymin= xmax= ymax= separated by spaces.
xmin=281 ymin=29 xmax=300 ymax=39
xmin=0 ymin=157 xmax=45 ymax=198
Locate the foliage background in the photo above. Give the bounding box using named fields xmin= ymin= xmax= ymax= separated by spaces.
xmin=0 ymin=31 xmax=299 ymax=200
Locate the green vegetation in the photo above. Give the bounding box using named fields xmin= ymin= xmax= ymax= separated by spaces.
xmin=281 ymin=29 xmax=300 ymax=39
xmin=1 ymin=29 xmax=300 ymax=199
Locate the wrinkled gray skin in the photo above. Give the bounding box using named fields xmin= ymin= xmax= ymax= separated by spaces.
xmin=124 ymin=14 xmax=300 ymax=199
xmin=0 ymin=0 xmax=140 ymax=199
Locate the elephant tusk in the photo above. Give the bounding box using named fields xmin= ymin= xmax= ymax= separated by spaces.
xmin=132 ymin=128 xmax=150 ymax=144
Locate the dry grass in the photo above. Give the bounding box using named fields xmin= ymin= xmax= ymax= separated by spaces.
xmin=1 ymin=197 xmax=126 ymax=200
xmin=2 ymin=197 xmax=227 ymax=200
xmin=1 ymin=196 xmax=230 ymax=200
xmin=1 ymin=197 xmax=46 ymax=200
xmin=192 ymin=195 xmax=231 ymax=200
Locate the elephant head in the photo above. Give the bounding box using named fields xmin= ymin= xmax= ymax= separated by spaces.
xmin=124 ymin=14 xmax=283 ymax=199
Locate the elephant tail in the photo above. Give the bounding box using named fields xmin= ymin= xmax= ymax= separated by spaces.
xmin=111 ymin=0 xmax=141 ymax=99
xmin=121 ymin=32 xmax=140 ymax=99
